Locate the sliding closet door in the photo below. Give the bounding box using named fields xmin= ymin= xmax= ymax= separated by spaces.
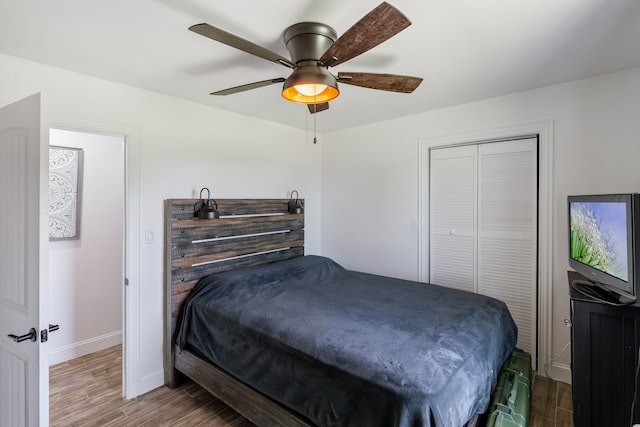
xmin=429 ymin=138 xmax=538 ymax=359
xmin=477 ymin=139 xmax=537 ymax=356
xmin=429 ymin=145 xmax=477 ymax=293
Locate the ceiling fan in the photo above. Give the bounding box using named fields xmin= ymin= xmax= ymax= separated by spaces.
xmin=189 ymin=2 xmax=423 ymax=114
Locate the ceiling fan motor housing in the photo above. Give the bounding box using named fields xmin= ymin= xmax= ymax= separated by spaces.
xmin=282 ymin=22 xmax=337 ymax=64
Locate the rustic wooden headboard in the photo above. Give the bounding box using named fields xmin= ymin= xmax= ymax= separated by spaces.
xmin=165 ymin=198 xmax=304 ymax=384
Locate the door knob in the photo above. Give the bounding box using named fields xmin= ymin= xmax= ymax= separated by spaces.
xmin=8 ymin=328 xmax=37 ymax=343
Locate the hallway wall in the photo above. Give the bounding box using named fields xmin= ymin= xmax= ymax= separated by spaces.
xmin=48 ymin=128 xmax=124 ymax=364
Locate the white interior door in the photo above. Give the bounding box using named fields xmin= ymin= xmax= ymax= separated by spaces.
xmin=0 ymin=93 xmax=49 ymax=427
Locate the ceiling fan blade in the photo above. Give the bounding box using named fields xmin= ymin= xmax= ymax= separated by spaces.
xmin=211 ymin=78 xmax=286 ymax=96
xmin=338 ymin=72 xmax=422 ymax=93
xmin=308 ymin=103 xmax=329 ymax=114
xmin=319 ymin=2 xmax=411 ymax=67
xmin=189 ymin=23 xmax=296 ymax=69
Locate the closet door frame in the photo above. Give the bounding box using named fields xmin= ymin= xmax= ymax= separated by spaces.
xmin=418 ymin=121 xmax=556 ymax=379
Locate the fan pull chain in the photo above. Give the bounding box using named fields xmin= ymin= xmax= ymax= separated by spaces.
xmin=304 ymin=105 xmax=318 ymax=144
xmin=305 ymin=106 xmax=309 ymax=144
xmin=313 ymin=108 xmax=317 ymax=144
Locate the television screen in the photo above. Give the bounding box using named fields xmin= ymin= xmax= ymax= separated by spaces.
xmin=569 ymin=201 xmax=628 ymax=283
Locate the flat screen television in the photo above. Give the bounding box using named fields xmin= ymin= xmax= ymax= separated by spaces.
xmin=568 ymin=193 xmax=640 ymax=303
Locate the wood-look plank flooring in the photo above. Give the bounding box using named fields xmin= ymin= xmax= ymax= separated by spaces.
xmin=530 ymin=375 xmax=573 ymax=427
xmin=49 ymin=345 xmax=253 ymax=427
xmin=50 ymin=345 xmax=573 ymax=426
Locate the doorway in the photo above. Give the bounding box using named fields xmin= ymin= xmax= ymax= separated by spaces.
xmin=48 ymin=129 xmax=125 ymax=387
xmin=49 ymin=113 xmax=141 ymax=399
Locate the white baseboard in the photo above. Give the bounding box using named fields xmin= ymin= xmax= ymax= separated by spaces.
xmin=548 ymin=361 xmax=572 ymax=385
xmin=139 ymin=369 xmax=165 ymax=395
xmin=49 ymin=330 xmax=122 ymax=365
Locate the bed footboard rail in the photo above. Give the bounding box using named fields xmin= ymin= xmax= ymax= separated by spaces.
xmin=175 ymin=346 xmax=314 ymax=427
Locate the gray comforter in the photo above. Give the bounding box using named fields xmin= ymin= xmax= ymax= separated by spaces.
xmin=177 ymin=255 xmax=517 ymax=426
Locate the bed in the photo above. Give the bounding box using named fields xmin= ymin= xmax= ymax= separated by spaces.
xmin=165 ymin=198 xmax=517 ymax=427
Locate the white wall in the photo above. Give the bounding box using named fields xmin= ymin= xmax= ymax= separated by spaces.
xmin=48 ymin=129 xmax=124 ymax=365
xmin=0 ymin=53 xmax=322 ymax=395
xmin=321 ymin=67 xmax=640 ymax=381
xmin=4 ymin=47 xmax=639 ymax=392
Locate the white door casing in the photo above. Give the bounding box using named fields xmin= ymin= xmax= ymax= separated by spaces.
xmin=420 ymin=121 xmax=554 ymax=376
xmin=0 ymin=93 xmax=49 ymax=427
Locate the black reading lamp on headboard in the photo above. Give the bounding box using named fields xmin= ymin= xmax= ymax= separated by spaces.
xmin=288 ymin=190 xmax=304 ymax=214
xmin=194 ymin=187 xmax=220 ymax=219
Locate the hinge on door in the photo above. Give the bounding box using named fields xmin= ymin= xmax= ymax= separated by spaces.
xmin=125 ymin=277 xmax=129 ymax=286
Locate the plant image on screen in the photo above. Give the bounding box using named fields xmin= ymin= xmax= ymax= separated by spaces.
xmin=570 ymin=202 xmax=628 ymax=281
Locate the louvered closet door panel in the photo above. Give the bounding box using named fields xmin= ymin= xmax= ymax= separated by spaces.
xmin=429 ymin=145 xmax=477 ymax=293
xmin=478 ymin=138 xmax=537 ymax=356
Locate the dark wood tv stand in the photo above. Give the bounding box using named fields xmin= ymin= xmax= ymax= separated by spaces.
xmin=569 ymin=271 xmax=640 ymax=426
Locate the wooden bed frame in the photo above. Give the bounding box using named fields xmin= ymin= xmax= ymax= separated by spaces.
xmin=165 ymin=198 xmax=482 ymax=427
xmin=165 ymin=198 xmax=313 ymax=426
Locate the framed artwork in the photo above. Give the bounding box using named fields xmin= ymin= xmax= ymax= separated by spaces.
xmin=49 ymin=146 xmax=83 ymax=240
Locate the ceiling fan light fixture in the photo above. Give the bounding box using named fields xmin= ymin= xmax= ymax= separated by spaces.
xmin=282 ymin=65 xmax=339 ymax=104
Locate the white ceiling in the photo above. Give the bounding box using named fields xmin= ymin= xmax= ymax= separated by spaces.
xmin=1 ymin=0 xmax=638 ymax=132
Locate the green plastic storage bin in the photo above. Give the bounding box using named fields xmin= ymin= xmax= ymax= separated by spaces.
xmin=486 ymin=348 xmax=532 ymax=427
